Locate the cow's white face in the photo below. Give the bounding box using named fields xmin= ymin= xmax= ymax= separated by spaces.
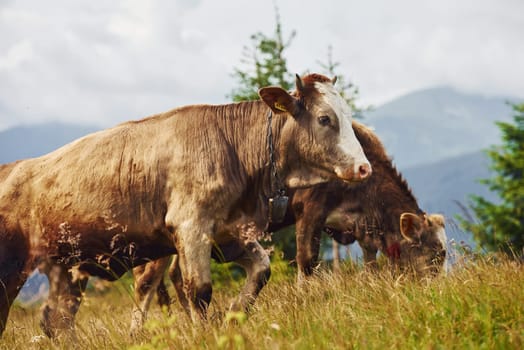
xmin=259 ymin=74 xmax=372 ymax=189
xmin=314 ymin=81 xmax=371 ymax=181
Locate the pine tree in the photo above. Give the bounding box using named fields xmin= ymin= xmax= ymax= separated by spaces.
xmin=227 ymin=7 xmax=366 ymax=261
xmin=459 ymin=103 xmax=524 ymax=257
xmin=228 ymin=6 xmax=295 ymax=102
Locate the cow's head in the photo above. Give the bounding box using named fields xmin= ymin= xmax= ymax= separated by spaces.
xmin=398 ymin=213 xmax=448 ymax=278
xmin=259 ymin=73 xmax=371 ymax=188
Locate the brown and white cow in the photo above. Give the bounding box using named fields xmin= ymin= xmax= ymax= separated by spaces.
xmin=291 ymin=120 xmax=447 ymax=280
xmin=0 ymin=73 xmax=370 ymax=338
xmin=132 ymin=121 xmax=447 ymax=329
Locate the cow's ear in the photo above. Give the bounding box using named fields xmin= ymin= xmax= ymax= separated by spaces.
xmin=400 ymin=213 xmax=423 ymax=242
xmin=259 ymin=86 xmax=300 ymax=116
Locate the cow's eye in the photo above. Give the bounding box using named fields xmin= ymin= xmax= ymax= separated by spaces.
xmin=318 ymin=115 xmax=331 ymax=126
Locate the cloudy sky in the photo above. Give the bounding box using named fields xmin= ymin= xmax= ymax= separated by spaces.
xmin=1 ymin=0 xmax=523 ymax=131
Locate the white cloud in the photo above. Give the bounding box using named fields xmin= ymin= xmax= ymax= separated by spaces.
xmin=0 ymin=40 xmax=33 ymax=70
xmin=107 ymin=3 xmax=154 ymax=45
xmin=0 ymin=0 xmax=523 ymax=130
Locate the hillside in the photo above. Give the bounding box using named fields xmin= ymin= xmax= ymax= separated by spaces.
xmin=363 ymin=86 xmax=518 ymax=169
xmin=402 ymin=151 xmax=497 ymax=245
xmin=403 ymin=151 xmax=496 ymax=215
xmin=0 ymin=122 xmax=99 ymax=164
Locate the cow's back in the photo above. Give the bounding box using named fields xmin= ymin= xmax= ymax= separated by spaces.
xmin=2 ymin=121 xmax=162 ymax=231
xmin=0 ymin=103 xmax=268 ymax=249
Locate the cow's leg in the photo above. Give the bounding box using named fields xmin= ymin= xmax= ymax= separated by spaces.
xmin=229 ymin=240 xmax=270 ymax=312
xmin=0 ymin=236 xmax=30 ymax=337
xmin=156 ymin=276 xmax=170 ymax=310
xmin=172 ymin=221 xmax=213 ymax=322
xmin=151 ymin=255 xmax=188 ymax=313
xmin=40 ymin=263 xmax=88 ymax=339
xmin=152 ymin=255 xmax=190 ymax=316
xmin=166 ymin=255 xmax=190 ymax=313
xmin=295 ymin=217 xmax=325 ymax=283
xmin=130 ymin=256 xmax=170 ymax=335
xmin=152 ymin=255 xmax=185 ymax=311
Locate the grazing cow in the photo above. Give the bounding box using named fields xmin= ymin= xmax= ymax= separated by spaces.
xmin=291 ymin=120 xmax=447 ymax=280
xmin=133 ymin=121 xmax=447 ymax=326
xmin=0 ymin=73 xmax=371 ymax=338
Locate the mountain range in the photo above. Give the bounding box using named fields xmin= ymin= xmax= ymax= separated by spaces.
xmin=402 ymin=150 xmax=497 ymax=245
xmin=362 ymin=86 xmax=516 ymax=169
xmin=0 ymin=122 xmax=99 ymax=164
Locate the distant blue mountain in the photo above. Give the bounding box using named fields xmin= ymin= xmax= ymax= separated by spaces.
xmin=403 ymin=150 xmax=498 ymax=246
xmin=0 ymin=122 xmax=99 ymax=164
xmin=15 ymin=271 xmax=49 ymax=307
xmin=363 ymin=86 xmax=520 ymax=169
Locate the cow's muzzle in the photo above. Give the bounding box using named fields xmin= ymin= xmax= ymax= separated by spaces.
xmin=335 ymin=162 xmax=372 ymax=182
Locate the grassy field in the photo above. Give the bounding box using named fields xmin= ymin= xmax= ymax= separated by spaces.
xmin=2 ymin=253 xmax=523 ymax=350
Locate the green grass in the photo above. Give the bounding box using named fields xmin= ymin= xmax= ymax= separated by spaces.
xmin=1 ymin=255 xmax=523 ymax=349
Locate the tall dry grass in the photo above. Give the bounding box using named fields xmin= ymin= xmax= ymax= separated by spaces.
xmin=1 ymin=254 xmax=522 ymax=349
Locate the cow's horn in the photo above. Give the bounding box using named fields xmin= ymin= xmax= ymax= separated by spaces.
xmin=332 ymin=76 xmax=338 ymax=85
xmin=295 ymin=74 xmax=304 ymax=93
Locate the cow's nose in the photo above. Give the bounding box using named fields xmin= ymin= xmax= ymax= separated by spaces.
xmin=357 ymin=163 xmax=372 ymax=181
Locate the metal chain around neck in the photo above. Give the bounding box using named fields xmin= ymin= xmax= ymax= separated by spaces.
xmin=267 ymin=109 xmax=285 ymax=196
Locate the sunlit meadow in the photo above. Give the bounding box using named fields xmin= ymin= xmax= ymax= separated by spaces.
xmin=2 ymin=250 xmax=523 ymax=349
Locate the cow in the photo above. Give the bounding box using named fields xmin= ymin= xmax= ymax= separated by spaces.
xmin=129 ymin=120 xmax=447 ymax=331
xmin=291 ymin=120 xmax=448 ymax=280
xmin=0 ymin=73 xmax=371 ymax=338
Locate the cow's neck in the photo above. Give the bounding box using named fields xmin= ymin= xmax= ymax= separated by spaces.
xmin=211 ymin=101 xmax=289 ymax=219
xmin=365 ymin=162 xmax=422 ymax=252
